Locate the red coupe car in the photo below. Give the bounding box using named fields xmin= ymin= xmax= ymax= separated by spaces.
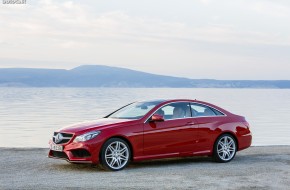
xmin=48 ymin=99 xmax=252 ymax=171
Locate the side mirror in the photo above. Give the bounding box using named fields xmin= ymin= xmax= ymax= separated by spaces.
xmin=150 ymin=114 xmax=164 ymax=122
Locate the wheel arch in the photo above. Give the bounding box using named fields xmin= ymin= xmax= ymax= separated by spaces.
xmin=99 ymin=135 xmax=134 ymax=161
xmin=213 ymin=132 xmax=239 ymax=151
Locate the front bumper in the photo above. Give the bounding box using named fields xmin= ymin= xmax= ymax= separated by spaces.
xmin=48 ymin=139 xmax=103 ymax=164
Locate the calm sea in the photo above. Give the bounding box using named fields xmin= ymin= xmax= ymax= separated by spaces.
xmin=0 ymin=88 xmax=289 ymax=147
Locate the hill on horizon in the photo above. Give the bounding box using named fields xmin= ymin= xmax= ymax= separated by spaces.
xmin=0 ymin=65 xmax=289 ymax=88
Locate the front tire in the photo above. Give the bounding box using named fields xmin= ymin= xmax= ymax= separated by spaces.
xmin=100 ymin=138 xmax=131 ymax=171
xmin=213 ymin=134 xmax=237 ymax=163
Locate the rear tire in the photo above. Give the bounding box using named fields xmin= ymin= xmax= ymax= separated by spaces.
xmin=99 ymin=138 xmax=131 ymax=171
xmin=213 ymin=134 xmax=237 ymax=163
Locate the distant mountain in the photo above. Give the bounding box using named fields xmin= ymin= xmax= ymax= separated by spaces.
xmin=0 ymin=65 xmax=289 ymax=88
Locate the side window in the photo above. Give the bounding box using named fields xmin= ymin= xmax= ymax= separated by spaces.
xmin=212 ymin=108 xmax=225 ymax=116
xmin=155 ymin=102 xmax=191 ymax=120
xmin=190 ymin=103 xmax=219 ymax=117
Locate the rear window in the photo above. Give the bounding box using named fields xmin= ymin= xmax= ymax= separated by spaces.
xmin=190 ymin=103 xmax=225 ymax=117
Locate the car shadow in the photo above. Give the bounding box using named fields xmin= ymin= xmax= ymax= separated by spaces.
xmin=48 ymin=162 xmax=99 ymax=172
xmin=48 ymin=156 xmax=214 ymax=172
xmin=48 ymin=152 xmax=284 ymax=172
xmin=128 ymin=156 xmax=213 ymax=169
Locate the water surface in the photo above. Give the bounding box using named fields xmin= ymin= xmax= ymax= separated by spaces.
xmin=0 ymin=88 xmax=289 ymax=147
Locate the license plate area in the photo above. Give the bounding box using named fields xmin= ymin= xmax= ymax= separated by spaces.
xmin=50 ymin=144 xmax=63 ymax=152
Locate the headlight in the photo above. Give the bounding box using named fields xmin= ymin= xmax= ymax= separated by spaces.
xmin=73 ymin=131 xmax=101 ymax=142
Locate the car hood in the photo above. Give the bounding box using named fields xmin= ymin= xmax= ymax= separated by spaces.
xmin=58 ymin=118 xmax=136 ymax=134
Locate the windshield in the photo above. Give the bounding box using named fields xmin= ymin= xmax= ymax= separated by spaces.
xmin=107 ymin=100 xmax=163 ymax=119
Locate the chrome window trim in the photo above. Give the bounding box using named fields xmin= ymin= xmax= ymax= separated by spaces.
xmin=162 ymin=116 xmax=193 ymax=122
xmin=144 ymin=101 xmax=227 ymax=123
xmin=144 ymin=101 xmax=190 ymax=123
xmin=190 ymin=102 xmax=227 ymax=117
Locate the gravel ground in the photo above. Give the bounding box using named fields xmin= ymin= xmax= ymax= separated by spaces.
xmin=0 ymin=146 xmax=290 ymax=190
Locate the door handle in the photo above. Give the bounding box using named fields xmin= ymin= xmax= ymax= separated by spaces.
xmin=187 ymin=121 xmax=196 ymax=125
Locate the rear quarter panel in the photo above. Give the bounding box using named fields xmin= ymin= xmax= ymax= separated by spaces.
xmin=195 ymin=115 xmax=251 ymax=155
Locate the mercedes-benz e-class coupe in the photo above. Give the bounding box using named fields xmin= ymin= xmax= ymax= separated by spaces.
xmin=48 ymin=99 xmax=252 ymax=171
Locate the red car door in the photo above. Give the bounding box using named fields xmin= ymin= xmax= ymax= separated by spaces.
xmin=143 ymin=102 xmax=199 ymax=157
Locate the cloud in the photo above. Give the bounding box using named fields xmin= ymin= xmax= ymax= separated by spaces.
xmin=1 ymin=0 xmax=290 ymax=49
xmin=249 ymin=1 xmax=290 ymax=18
xmin=0 ymin=0 xmax=290 ymax=79
xmin=198 ymin=0 xmax=212 ymax=6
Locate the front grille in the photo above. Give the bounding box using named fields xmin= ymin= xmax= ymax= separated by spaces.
xmin=51 ymin=150 xmax=68 ymax=159
xmin=53 ymin=132 xmax=73 ymax=144
xmin=71 ymin=149 xmax=91 ymax=158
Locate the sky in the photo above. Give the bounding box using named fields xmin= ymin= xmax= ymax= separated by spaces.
xmin=0 ymin=0 xmax=290 ymax=80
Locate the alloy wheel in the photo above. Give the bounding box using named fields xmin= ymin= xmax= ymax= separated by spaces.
xmin=214 ymin=134 xmax=237 ymax=163
xmin=217 ymin=135 xmax=236 ymax=161
xmin=104 ymin=140 xmax=130 ymax=170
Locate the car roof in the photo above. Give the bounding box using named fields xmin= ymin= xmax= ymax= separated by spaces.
xmin=137 ymin=99 xmax=198 ymax=104
xmin=138 ymin=99 xmax=231 ymax=115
